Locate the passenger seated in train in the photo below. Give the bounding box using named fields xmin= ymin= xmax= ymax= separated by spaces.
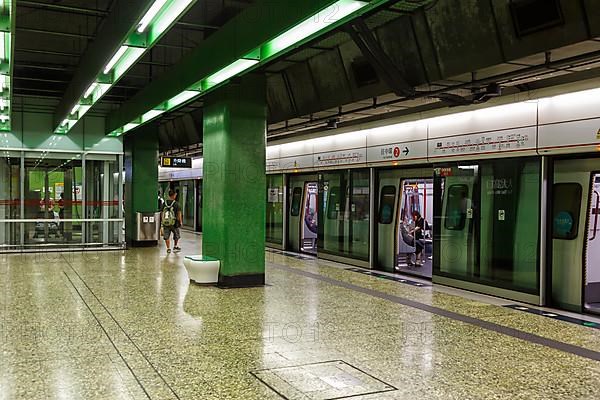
xmin=399 ymin=211 xmax=429 ymax=267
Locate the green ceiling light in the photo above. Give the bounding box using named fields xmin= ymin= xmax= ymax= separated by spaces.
xmin=0 ymin=0 xmax=13 ymax=132
xmin=103 ymin=45 xmax=129 ymax=75
xmin=261 ymin=0 xmax=368 ymax=60
xmin=166 ymin=90 xmax=201 ymax=110
xmin=84 ymin=82 xmax=98 ymax=99
xmin=142 ymin=108 xmax=165 ymax=123
xmin=123 ymin=122 xmax=141 ymax=134
xmin=108 ymin=0 xmax=380 ymax=136
xmin=56 ymin=0 xmax=198 ymax=134
xmin=149 ymin=0 xmax=196 ymax=42
xmin=0 ymin=32 xmax=8 ymax=61
xmin=113 ymin=46 xmax=146 ymax=80
xmin=201 ymin=58 xmax=260 ymax=91
xmin=137 ymin=0 xmax=168 ymax=33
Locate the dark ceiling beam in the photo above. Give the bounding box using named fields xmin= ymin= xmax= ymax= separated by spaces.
xmin=18 ymin=1 xmax=219 ymax=31
xmin=18 ymin=1 xmax=108 ymax=17
xmin=16 ymin=27 xmax=195 ymax=51
xmin=346 ymin=18 xmax=415 ymax=97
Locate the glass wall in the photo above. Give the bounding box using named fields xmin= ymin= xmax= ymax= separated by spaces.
xmin=85 ymin=154 xmax=121 ymax=244
xmin=23 ymin=152 xmax=84 ymax=246
xmin=319 ymin=169 xmax=370 ymax=261
xmin=0 ymin=151 xmax=123 ymax=251
xmin=266 ymin=174 xmax=284 ymax=244
xmin=433 ymin=158 xmax=540 ymax=294
xmin=0 ymin=151 xmax=21 ymax=248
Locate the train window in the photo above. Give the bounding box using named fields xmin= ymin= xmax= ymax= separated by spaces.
xmin=290 ymin=187 xmax=302 ymax=217
xmin=327 ymin=187 xmax=341 ymax=219
xmin=445 ymin=184 xmax=468 ymax=230
xmin=379 ymin=186 xmax=396 ymax=224
xmin=552 ymin=183 xmax=582 ymax=240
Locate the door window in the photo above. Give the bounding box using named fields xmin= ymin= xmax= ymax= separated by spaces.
xmin=552 ymin=183 xmax=582 ymax=240
xmin=290 ymin=187 xmax=302 ymax=216
xmin=445 ymin=184 xmax=468 ymax=230
xmin=379 ymin=186 xmax=396 ymax=224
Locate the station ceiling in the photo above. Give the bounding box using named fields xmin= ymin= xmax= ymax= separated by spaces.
xmin=10 ymin=0 xmax=600 ymax=154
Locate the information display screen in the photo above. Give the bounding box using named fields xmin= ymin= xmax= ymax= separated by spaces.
xmin=160 ymin=157 xmax=192 ymax=168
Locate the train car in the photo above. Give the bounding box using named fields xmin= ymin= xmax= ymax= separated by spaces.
xmin=174 ymin=82 xmax=600 ymax=315
xmin=264 ymin=82 xmax=600 ymax=315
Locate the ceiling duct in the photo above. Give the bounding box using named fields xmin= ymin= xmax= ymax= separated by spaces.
xmin=350 ymin=56 xmax=380 ymax=87
xmin=510 ymin=0 xmax=564 ymax=37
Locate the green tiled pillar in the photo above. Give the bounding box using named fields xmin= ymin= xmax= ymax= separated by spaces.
xmin=124 ymin=123 xmax=159 ymax=247
xmin=202 ymin=75 xmax=266 ymax=287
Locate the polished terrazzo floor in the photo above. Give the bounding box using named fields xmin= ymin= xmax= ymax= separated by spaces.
xmin=1 ymin=232 xmax=600 ymax=399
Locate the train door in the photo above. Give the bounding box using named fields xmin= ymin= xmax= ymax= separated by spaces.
xmin=195 ymin=180 xmax=202 ymax=232
xmin=585 ymin=174 xmax=600 ymax=313
xmin=287 ymin=175 xmax=318 ymax=254
xmin=395 ymin=179 xmax=434 ymax=278
xmin=434 ymin=165 xmax=479 ymax=278
xmin=551 ymin=158 xmax=600 ymax=313
xmin=377 ymin=169 xmax=433 ymax=277
xmin=377 ymin=171 xmax=400 ymax=272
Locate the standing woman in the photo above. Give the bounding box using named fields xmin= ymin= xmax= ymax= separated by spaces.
xmin=411 ymin=210 xmax=427 ymax=266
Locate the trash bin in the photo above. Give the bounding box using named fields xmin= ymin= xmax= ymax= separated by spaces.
xmin=135 ymin=212 xmax=161 ymax=241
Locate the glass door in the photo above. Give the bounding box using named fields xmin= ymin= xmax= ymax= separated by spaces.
xmin=300 ymin=182 xmax=318 ymax=254
xmin=0 ymin=151 xmax=21 ymax=249
xmin=85 ymin=155 xmax=121 ymax=245
xmin=23 ymin=153 xmax=83 ymax=246
xmin=196 ymin=179 xmax=203 ymax=232
xmin=396 ymin=179 xmax=434 ymax=278
xmin=434 ymin=165 xmax=479 ymax=278
xmin=584 ymin=173 xmax=600 ymax=314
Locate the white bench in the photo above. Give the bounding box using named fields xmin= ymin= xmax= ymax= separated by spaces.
xmin=183 ymin=255 xmax=220 ymax=284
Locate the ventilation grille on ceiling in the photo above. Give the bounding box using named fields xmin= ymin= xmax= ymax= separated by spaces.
xmin=351 ymin=57 xmax=379 ymax=87
xmin=510 ymin=0 xmax=564 ymax=37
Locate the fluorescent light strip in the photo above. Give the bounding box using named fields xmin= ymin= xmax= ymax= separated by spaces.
xmin=123 ymin=123 xmax=140 ymax=133
xmin=110 ymin=1 xmax=368 ymax=136
xmin=142 ymin=109 xmax=165 ymax=122
xmin=152 ymin=0 xmax=195 ymax=37
xmin=78 ymin=105 xmax=92 ymax=119
xmin=167 ymin=90 xmax=200 ymax=109
xmin=137 ymin=0 xmax=168 ymax=33
xmin=84 ymin=82 xmax=98 ymax=99
xmin=61 ymin=1 xmax=198 ymax=135
xmin=262 ymin=0 xmax=367 ymax=59
xmin=103 ymin=46 xmax=128 ymax=74
xmin=113 ymin=47 xmax=145 ymax=80
xmin=202 ymin=58 xmax=259 ymax=89
xmin=0 ymin=115 xmax=9 ymax=122
xmin=71 ymin=104 xmax=80 ymax=115
xmin=0 ymin=32 xmax=4 ymax=61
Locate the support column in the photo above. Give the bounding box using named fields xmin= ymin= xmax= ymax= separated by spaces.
xmin=202 ymin=75 xmax=266 ymax=287
xmin=124 ymin=123 xmax=159 ymax=247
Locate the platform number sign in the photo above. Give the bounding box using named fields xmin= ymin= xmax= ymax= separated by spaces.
xmin=160 ymin=157 xmax=192 ymax=168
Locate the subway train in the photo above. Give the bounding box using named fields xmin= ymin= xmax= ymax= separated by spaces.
xmin=165 ymin=82 xmax=600 ymax=315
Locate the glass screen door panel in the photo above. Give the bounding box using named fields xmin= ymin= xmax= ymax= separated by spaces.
xmin=0 ymin=151 xmax=21 ymax=248
xmin=85 ymin=155 xmax=121 ymax=245
xmin=23 ymin=152 xmax=82 ymax=245
xmin=585 ymin=174 xmax=600 ymax=313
